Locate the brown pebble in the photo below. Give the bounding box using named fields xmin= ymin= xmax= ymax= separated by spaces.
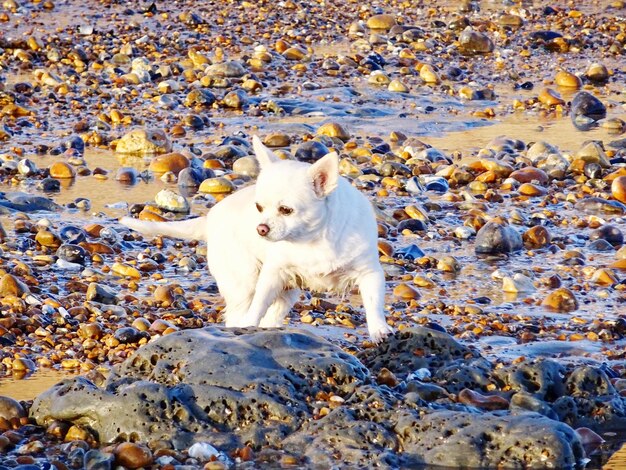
xmin=509 ymin=167 xmax=549 ymax=185
xmin=376 ymin=367 xmax=399 ymax=387
xmin=115 ymin=442 xmax=153 ymax=469
xmin=611 ymin=175 xmax=626 ymax=203
xmin=49 ymin=161 xmax=75 ymax=179
xmin=518 ymin=182 xmax=547 ymax=197
xmin=149 ymin=152 xmax=190 ymax=174
xmin=393 ymin=283 xmax=420 ymax=300
xmin=538 ymin=87 xmax=564 ymax=105
xmin=0 ymin=396 xmax=26 ymax=420
xmin=554 ymin=70 xmax=582 ymax=88
xmin=65 ymin=425 xmax=92 ymax=442
xmin=541 ymin=288 xmax=578 ymax=312
xmin=522 ymin=226 xmax=551 ymax=248
xmin=458 ymin=388 xmax=509 ymax=410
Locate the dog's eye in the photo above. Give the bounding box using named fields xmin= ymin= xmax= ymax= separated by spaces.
xmin=278 ymin=205 xmax=293 ymax=215
xmin=255 ymin=203 xmax=263 ymax=213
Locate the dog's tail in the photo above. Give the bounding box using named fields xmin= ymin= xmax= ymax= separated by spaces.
xmin=119 ymin=215 xmax=207 ymax=242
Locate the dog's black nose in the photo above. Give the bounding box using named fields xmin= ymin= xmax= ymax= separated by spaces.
xmin=257 ymin=224 xmax=270 ymax=236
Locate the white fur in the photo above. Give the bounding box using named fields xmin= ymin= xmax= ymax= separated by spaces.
xmin=120 ymin=136 xmax=393 ymax=343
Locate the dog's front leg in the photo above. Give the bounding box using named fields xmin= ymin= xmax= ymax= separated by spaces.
xmin=236 ymin=264 xmax=283 ymax=328
xmin=357 ymin=268 xmax=394 ymax=343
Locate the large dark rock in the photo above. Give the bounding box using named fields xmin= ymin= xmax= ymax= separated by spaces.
xmin=571 ymin=91 xmax=606 ymax=130
xmin=30 ymin=327 xmax=591 ymax=469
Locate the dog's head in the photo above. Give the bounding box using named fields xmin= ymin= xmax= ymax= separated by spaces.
xmin=252 ymin=136 xmax=339 ymax=242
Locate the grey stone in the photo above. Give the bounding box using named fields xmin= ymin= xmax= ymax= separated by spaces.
xmin=494 ymin=358 xmax=566 ymax=401
xmin=475 ymin=220 xmax=523 ymax=254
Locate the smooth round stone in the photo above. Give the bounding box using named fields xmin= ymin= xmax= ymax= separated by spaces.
xmin=115 ymin=129 xmax=172 ymax=155
xmin=12 ymin=357 xmax=36 ymax=372
xmin=554 ymin=70 xmax=582 ymax=88
xmin=222 ymin=90 xmax=248 ymax=108
xmin=419 ymin=64 xmax=440 ymax=84
xmin=185 ymin=88 xmax=216 ymax=107
xmin=522 ymin=226 xmax=551 ymax=248
xmin=115 ymin=167 xmax=139 ymax=183
xmin=397 ymin=218 xmax=427 ymax=232
xmin=0 ymin=396 xmax=26 ymax=420
xmin=458 ymin=27 xmax=494 ymax=54
xmin=518 ymin=183 xmax=547 ymax=197
xmin=0 ymin=273 xmax=29 ymax=297
xmin=149 ymin=152 xmax=189 ymax=174
xmin=366 ymin=14 xmax=396 ymax=30
xmin=509 ymin=168 xmax=548 ymax=185
xmin=282 ymin=46 xmax=308 ymax=60
xmin=199 ymin=177 xmax=235 ymax=194
xmin=475 ymin=220 xmax=523 ymax=254
xmin=612 ymin=176 xmax=626 ymax=203
xmin=388 ymin=79 xmax=409 ymax=93
xmin=317 ymin=122 xmax=350 ymax=141
xmin=538 ymin=88 xmax=564 ymax=106
xmin=263 ymin=133 xmax=291 ymax=147
xmin=205 ymin=61 xmax=246 ymax=77
xmin=571 ymin=91 xmax=606 ymax=124
xmin=153 ymin=285 xmax=175 ymax=304
xmin=393 ymin=283 xmax=420 ymax=300
xmin=154 ymin=189 xmax=189 ymax=213
xmin=177 ymin=167 xmax=207 ymax=187
xmin=114 ymin=326 xmax=144 ymax=344
xmin=37 ymin=177 xmax=60 ymax=191
xmin=56 ymin=244 xmax=87 ymax=265
xmin=458 ymin=389 xmax=509 ymax=411
xmin=590 ymin=225 xmax=624 ymax=246
xmin=59 ymin=226 xmax=87 ymax=244
xmin=233 ymin=156 xmax=260 ymax=178
xmin=585 ymin=63 xmax=609 ymax=82
xmin=49 ymin=161 xmax=75 ymax=179
xmin=115 ymin=442 xmax=153 ymax=469
xmin=369 ymin=71 xmax=390 ymax=85
xmin=575 ymin=197 xmax=625 ymax=215
xmin=437 ymin=256 xmax=460 ymax=273
xmin=86 ymin=282 xmax=117 ymax=304
xmin=295 ymin=141 xmax=330 ymax=162
xmin=541 ymin=288 xmax=578 ymax=312
xmin=423 ymin=176 xmax=449 ymax=192
xmin=112 ymin=262 xmax=141 ymax=279
xmin=36 ymin=230 xmax=62 ymax=248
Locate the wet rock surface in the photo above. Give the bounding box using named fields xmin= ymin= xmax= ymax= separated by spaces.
xmin=27 ymin=326 xmax=617 ymax=469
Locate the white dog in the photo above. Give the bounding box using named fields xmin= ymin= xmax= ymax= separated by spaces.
xmin=120 ymin=136 xmax=393 ymax=343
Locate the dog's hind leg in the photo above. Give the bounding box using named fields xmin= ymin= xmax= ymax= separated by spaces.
xmin=258 ymin=289 xmax=300 ymax=328
xmin=357 ymin=268 xmax=394 ymax=343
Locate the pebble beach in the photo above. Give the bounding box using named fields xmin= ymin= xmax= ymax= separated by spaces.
xmin=0 ymin=0 xmax=625 ymax=468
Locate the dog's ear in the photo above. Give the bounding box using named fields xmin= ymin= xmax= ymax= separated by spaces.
xmin=308 ymin=152 xmax=339 ymax=198
xmin=252 ymin=135 xmax=279 ymax=170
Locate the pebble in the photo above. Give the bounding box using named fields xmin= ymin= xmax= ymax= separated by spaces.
xmin=115 ymin=129 xmax=172 ymax=155
xmin=149 ymin=153 xmax=190 ymax=174
xmin=502 ymin=273 xmax=536 ymax=293
xmin=317 ymin=122 xmax=350 ymax=141
xmin=570 ymin=91 xmax=607 ymax=127
xmin=199 ymin=177 xmax=235 ymax=194
xmin=475 ymin=220 xmax=523 ymax=254
xmin=154 ymin=189 xmax=190 ymax=213
xmin=115 ymin=167 xmax=140 ymax=184
xmin=49 ymin=161 xmax=75 ymax=179
xmin=0 ymin=274 xmax=29 ymax=297
xmin=585 ymin=63 xmax=609 ymax=82
xmin=263 ymin=133 xmax=291 ymax=147
xmin=458 ymin=389 xmax=509 ymax=410
xmin=522 ymin=226 xmax=551 ymax=248
xmin=295 ymin=141 xmax=330 ymax=162
xmin=458 ymin=27 xmax=494 ymax=54
xmin=115 ymin=442 xmax=153 ymax=469
xmin=590 ymin=225 xmax=623 ymax=246
xmin=554 ymin=70 xmax=581 ymax=88
xmin=56 ymin=244 xmax=88 ymax=265
xmin=112 ymin=262 xmax=141 ymax=279
xmin=178 ymin=167 xmax=208 ymax=187
xmin=538 ymin=88 xmax=564 ymax=106
xmin=393 ymin=283 xmax=420 ymax=300
xmin=232 ymin=156 xmax=260 ymax=178
xmin=0 ymin=396 xmax=26 ymax=420
xmin=188 ymin=442 xmax=220 ymax=461
xmin=541 ymin=288 xmax=579 ymax=312
xmin=86 ymin=282 xmax=117 ymax=304
xmin=366 ymin=14 xmax=396 ymax=30
xmin=612 ymin=176 xmax=626 ymax=203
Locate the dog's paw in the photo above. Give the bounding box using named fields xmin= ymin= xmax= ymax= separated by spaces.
xmin=368 ymin=323 xmax=395 ymax=344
